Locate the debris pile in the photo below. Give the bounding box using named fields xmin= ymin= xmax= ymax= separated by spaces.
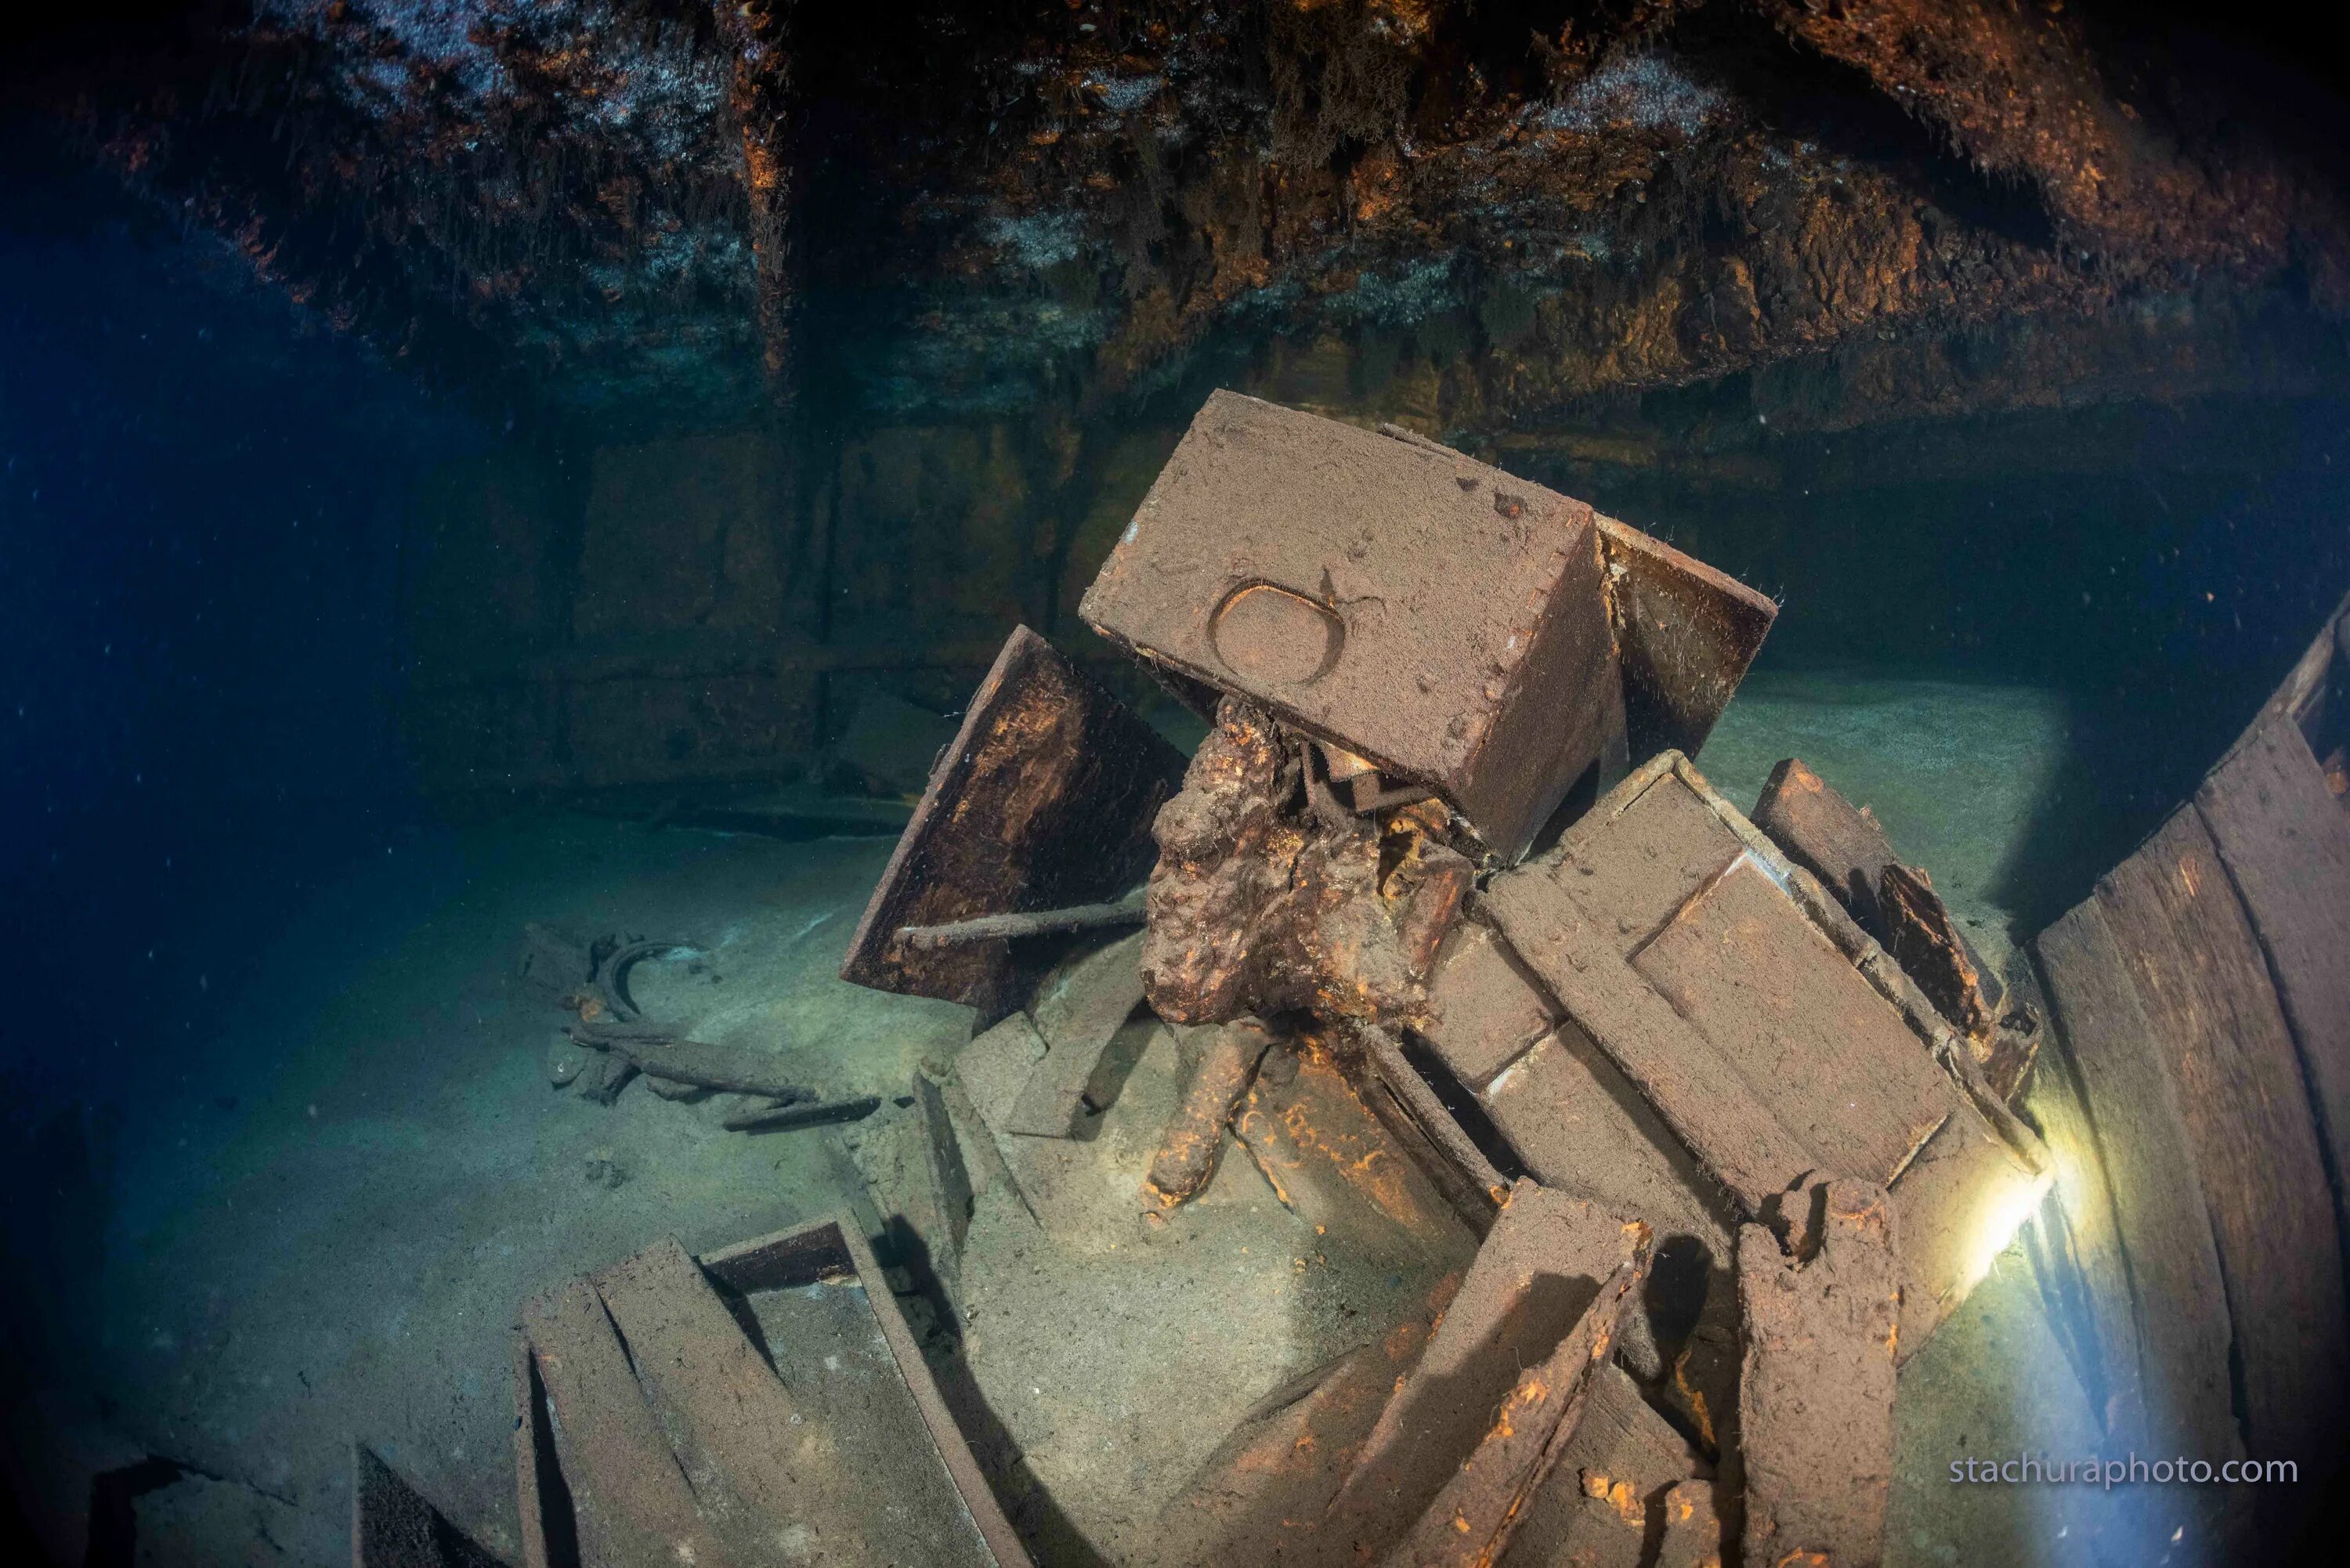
xmin=514 ymin=923 xmax=868 ymax=1132
xmin=834 ymin=391 xmax=2055 ymax=1566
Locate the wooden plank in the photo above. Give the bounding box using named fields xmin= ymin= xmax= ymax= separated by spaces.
xmin=1548 ymin=770 xmax=1745 ymax=957
xmin=518 ymin=1277 xmax=735 ymax=1568
xmin=1133 ymin=1284 xmax=1455 ymax=1568
xmin=1322 ymin=1183 xmax=1646 ymax=1562
xmin=1481 ymin=1026 xmax=1733 ymax=1253
xmin=1372 ymin=1203 xmax=1645 ymax=1560
xmin=1633 ymin=858 xmax=1957 ymax=1184
xmin=1420 ymin=918 xmax=1557 ymax=1089
xmin=2031 ymin=898 xmax=2236 ymax=1461
xmin=2014 ymin=1016 xmax=2149 ymax=1448
xmin=1737 ymin=1181 xmax=1898 ymax=1568
xmin=1003 ymin=930 xmax=1148 ymax=1137
xmin=1229 ymin=1042 xmax=1469 ymax=1253
xmin=841 ymin=624 xmax=1185 ymax=1015
xmin=591 ymin=1237 xmax=873 ymax=1562
xmin=1481 ymin=871 xmax=1815 ymax=1217
xmin=1751 ymin=755 xmax=1901 ymax=937
xmin=2196 ymin=713 xmax=2350 ymax=1258
xmin=1495 ymin=1363 xmax=1700 ymax=1568
xmin=1386 ymin=1248 xmax=1646 ymax=1566
xmin=1479 ymin=1024 xmax=1742 ymax=1447
xmin=1878 ymin=1111 xmax=2043 ymax=1361
xmin=2095 ymin=807 xmax=2350 ymax=1460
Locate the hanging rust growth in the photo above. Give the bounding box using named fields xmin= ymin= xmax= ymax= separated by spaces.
xmin=715 ymin=0 xmax=797 ymax=402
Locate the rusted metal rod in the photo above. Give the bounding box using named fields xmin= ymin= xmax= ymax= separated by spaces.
xmin=896 ymin=887 xmax=1147 ymax=951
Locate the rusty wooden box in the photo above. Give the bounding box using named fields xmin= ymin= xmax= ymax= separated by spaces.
xmin=1079 ymin=392 xmax=1622 ymax=861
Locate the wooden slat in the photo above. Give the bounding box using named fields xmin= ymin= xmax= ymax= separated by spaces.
xmin=1481 ymin=873 xmax=1815 ymax=1217
xmin=1481 ymin=1025 xmax=1733 ymax=1252
xmin=2196 ymin=713 xmax=2350 ymax=1257
xmin=2095 ymin=807 xmax=2350 ymax=1460
xmin=1737 ymin=1182 xmax=1898 ymax=1568
xmin=2014 ymin=1017 xmax=2149 ymax=1447
xmin=1003 ymin=930 xmax=1148 ymax=1136
xmin=1385 ymin=1242 xmax=1647 ymax=1566
xmin=1547 ymin=771 xmax=1746 ymax=957
xmin=591 ymin=1237 xmax=863 ymax=1562
xmin=519 ymin=1277 xmax=735 ymax=1568
xmin=1496 ymin=1363 xmax=1700 ymax=1568
xmin=1633 ymin=858 xmax=1957 ymax=1184
xmin=1419 ymin=919 xmax=1557 ymax=1089
xmin=1321 ymin=1184 xmax=1644 ymax=1561
xmin=2032 ymin=898 xmax=2237 ymax=1462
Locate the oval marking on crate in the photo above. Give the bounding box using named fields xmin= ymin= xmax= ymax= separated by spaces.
xmin=1209 ymin=581 xmax=1345 ymax=685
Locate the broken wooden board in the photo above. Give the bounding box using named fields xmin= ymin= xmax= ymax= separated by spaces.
xmin=1751 ymin=755 xmax=1900 ymax=935
xmin=515 ymin=1219 xmax=1026 ymax=1568
xmin=1755 ymin=757 xmax=2018 ymax=1090
xmin=352 ymin=1443 xmax=501 ymax=1568
xmin=1379 ymin=1234 xmax=1649 ymax=1565
xmin=1132 ymin=1281 xmax=1456 ymax=1568
xmin=841 ymin=624 xmax=1185 ymax=1015
xmin=1738 ymin=1181 xmax=1898 ymax=1568
xmin=1003 ymin=930 xmax=1148 ymax=1137
xmin=1354 ymin=1024 xmax=1512 ymax=1228
xmin=1419 ymin=916 xmax=1559 ymax=1089
xmin=1495 ymin=1362 xmax=1703 ymax=1568
xmin=2195 ymin=712 xmax=2350 ymax=1263
xmin=1593 ymin=515 xmax=1777 ymax=764
xmin=2093 ymin=806 xmax=2350 ymax=1464
xmin=1080 ymin=390 xmax=1629 ymax=862
xmin=1318 ymin=1183 xmax=1647 ymax=1564
xmin=1880 ymin=862 xmax=1995 ymax=1043
xmin=2032 ymin=896 xmax=2235 ymax=1463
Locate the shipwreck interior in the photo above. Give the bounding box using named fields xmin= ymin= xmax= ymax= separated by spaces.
xmin=7 ymin=4 xmax=2350 ymax=1566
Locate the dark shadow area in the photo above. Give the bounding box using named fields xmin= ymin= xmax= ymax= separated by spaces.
xmin=877 ymin=1220 xmax=1113 ymax=1568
